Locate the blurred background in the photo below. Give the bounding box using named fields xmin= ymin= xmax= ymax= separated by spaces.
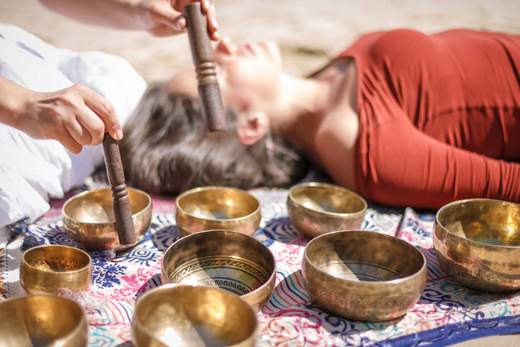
xmin=1 ymin=0 xmax=519 ymax=81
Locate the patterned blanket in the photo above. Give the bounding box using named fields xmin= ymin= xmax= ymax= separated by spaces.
xmin=1 ymin=187 xmax=520 ymax=346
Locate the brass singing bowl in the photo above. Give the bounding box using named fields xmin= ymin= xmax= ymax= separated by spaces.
xmin=20 ymin=245 xmax=92 ymax=295
xmin=287 ymin=182 xmax=367 ymax=238
xmin=303 ymin=230 xmax=427 ymax=322
xmin=0 ymin=295 xmax=88 ymax=347
xmin=132 ymin=284 xmax=258 ymax=347
xmin=162 ymin=230 xmax=276 ymax=311
xmin=175 ymin=186 xmax=261 ymax=236
xmin=63 ymin=187 xmax=152 ymax=251
xmin=434 ymin=199 xmax=520 ymax=292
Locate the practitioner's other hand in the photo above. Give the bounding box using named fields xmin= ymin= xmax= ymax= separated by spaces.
xmin=171 ymin=0 xmax=219 ymax=40
xmin=20 ymin=84 xmax=121 ymax=153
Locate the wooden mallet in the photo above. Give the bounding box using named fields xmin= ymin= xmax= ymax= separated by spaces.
xmin=184 ymin=2 xmax=228 ymax=132
xmin=102 ymin=135 xmax=136 ymax=249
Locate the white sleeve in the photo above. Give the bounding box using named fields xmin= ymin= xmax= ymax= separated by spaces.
xmin=0 ymin=26 xmax=147 ymax=226
xmin=58 ymin=51 xmax=147 ymax=126
xmin=0 ymin=166 xmax=50 ymax=228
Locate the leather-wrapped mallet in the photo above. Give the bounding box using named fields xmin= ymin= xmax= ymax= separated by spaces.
xmin=184 ymin=2 xmax=228 ymax=132
xmin=102 ymin=135 xmax=136 ymax=249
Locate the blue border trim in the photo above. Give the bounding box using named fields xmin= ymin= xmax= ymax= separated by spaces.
xmin=378 ymin=314 xmax=520 ymax=346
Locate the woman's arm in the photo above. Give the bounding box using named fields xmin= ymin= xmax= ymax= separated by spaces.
xmin=0 ymin=77 xmax=121 ymax=153
xmin=38 ymin=0 xmax=218 ymax=38
xmin=362 ymin=117 xmax=520 ymax=208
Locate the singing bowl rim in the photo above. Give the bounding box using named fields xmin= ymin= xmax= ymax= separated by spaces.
xmin=132 ymin=283 xmax=258 ymax=345
xmin=288 ymin=182 xmax=367 ymax=218
xmin=61 ymin=187 xmax=152 ymax=225
xmin=62 ymin=187 xmax=152 ymax=225
xmin=161 ymin=229 xmax=276 ymax=302
xmin=22 ymin=244 xmax=92 ymax=275
xmin=304 ymin=230 xmax=427 ymax=286
xmin=435 ymin=198 xmax=520 ymax=250
xmin=0 ymin=294 xmax=88 ymax=343
xmin=175 ymin=186 xmax=261 ymax=223
xmin=61 ymin=187 xmax=152 ymax=228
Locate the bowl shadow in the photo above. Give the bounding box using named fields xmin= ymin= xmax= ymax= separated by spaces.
xmin=261 ymin=270 xmax=404 ymax=344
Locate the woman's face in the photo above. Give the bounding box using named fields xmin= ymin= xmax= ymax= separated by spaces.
xmin=168 ymin=39 xmax=284 ymax=114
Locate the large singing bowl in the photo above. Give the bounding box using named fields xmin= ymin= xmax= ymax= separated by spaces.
xmin=303 ymin=230 xmax=426 ymax=322
xmin=162 ymin=230 xmax=276 ymax=311
xmin=434 ymin=198 xmax=520 ymax=292
xmin=0 ymin=295 xmax=88 ymax=347
xmin=132 ymin=284 xmax=257 ymax=347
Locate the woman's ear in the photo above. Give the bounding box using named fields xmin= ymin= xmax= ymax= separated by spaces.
xmin=237 ymin=110 xmax=270 ymax=145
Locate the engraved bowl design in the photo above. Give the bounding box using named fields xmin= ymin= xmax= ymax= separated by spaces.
xmin=162 ymin=230 xmax=276 ymax=310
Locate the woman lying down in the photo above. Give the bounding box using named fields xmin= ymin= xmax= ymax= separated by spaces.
xmin=121 ymin=29 xmax=520 ymax=209
xmin=1 ymin=27 xmax=519 ymax=229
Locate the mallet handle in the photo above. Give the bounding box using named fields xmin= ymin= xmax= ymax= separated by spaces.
xmin=184 ymin=3 xmax=227 ymax=132
xmin=102 ymin=135 xmax=136 ymax=246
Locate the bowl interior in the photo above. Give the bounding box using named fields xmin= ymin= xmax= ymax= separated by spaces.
xmin=64 ymin=188 xmax=150 ymax=224
xmin=306 ymin=231 xmax=424 ymax=282
xmin=291 ymin=184 xmax=365 ymax=215
xmin=0 ymin=296 xmax=84 ymax=345
xmin=163 ymin=231 xmax=274 ymax=296
xmin=177 ymin=188 xmax=259 ymax=221
xmin=135 ymin=286 xmax=256 ymax=346
xmin=438 ymin=200 xmax=520 ymax=246
xmin=24 ymin=246 xmax=90 ymax=272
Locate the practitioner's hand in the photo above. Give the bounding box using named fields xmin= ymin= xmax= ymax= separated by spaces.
xmin=39 ymin=0 xmax=217 ymax=38
xmin=171 ymin=0 xmax=219 ymax=40
xmin=19 ymin=84 xmax=122 ymax=154
xmin=135 ymin=0 xmax=187 ymax=37
xmin=134 ymin=0 xmax=218 ymax=38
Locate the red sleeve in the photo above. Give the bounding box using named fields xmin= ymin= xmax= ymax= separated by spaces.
xmin=363 ymin=113 xmax=520 ymax=208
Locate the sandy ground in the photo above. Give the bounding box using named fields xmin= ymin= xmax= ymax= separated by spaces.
xmin=1 ymin=0 xmax=519 ymax=345
xmin=1 ymin=0 xmax=519 ymax=81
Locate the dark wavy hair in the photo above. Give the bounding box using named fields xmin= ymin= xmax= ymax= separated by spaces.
xmin=120 ymin=83 xmax=308 ymax=195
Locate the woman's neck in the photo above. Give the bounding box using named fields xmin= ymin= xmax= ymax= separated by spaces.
xmin=269 ymin=74 xmax=332 ymax=133
xmin=269 ymin=60 xmax=358 ymax=168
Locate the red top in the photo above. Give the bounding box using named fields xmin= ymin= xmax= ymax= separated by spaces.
xmin=340 ymin=29 xmax=520 ymax=208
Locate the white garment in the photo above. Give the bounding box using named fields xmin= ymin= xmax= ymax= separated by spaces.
xmin=0 ymin=24 xmax=147 ymax=227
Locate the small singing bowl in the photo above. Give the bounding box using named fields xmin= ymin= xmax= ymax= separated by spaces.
xmin=20 ymin=245 xmax=92 ymax=295
xmin=303 ymin=230 xmax=427 ymax=322
xmin=162 ymin=230 xmax=276 ymax=311
xmin=287 ymin=182 xmax=367 ymax=238
xmin=132 ymin=284 xmax=257 ymax=347
xmin=0 ymin=295 xmax=88 ymax=346
xmin=63 ymin=187 xmax=152 ymax=251
xmin=175 ymin=186 xmax=261 ymax=236
xmin=434 ymin=199 xmax=520 ymax=292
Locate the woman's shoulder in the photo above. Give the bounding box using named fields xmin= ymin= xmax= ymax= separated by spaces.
xmin=342 ymin=29 xmax=433 ymax=59
xmin=344 ymin=28 xmax=518 ymax=58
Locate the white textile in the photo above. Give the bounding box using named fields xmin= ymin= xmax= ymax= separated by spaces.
xmin=0 ymin=24 xmax=147 ymax=227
